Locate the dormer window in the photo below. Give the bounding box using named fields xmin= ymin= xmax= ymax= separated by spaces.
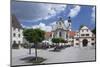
xmin=82 ymin=30 xmax=84 ymax=32
xmin=87 ymin=29 xmax=88 ymax=32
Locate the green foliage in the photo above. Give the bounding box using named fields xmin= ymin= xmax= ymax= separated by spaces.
xmin=32 ymin=29 xmax=45 ymax=43
xmin=51 ymin=38 xmax=65 ymax=43
xmin=79 ymin=25 xmax=84 ymax=29
xmin=23 ymin=28 xmax=45 ymax=43
xmin=92 ymin=27 xmax=96 ymax=35
xmin=23 ymin=29 xmax=34 ymax=43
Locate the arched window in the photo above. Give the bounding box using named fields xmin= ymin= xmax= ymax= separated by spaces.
xmin=59 ymin=31 xmax=62 ymax=37
xmin=13 ymin=40 xmax=16 ymax=44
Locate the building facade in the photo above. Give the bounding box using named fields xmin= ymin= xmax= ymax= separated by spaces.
xmin=52 ymin=17 xmax=71 ymax=40
xmin=11 ymin=15 xmax=23 ymax=48
xmin=74 ymin=26 xmax=95 ymax=47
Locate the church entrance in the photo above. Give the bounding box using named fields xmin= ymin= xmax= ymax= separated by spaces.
xmin=82 ymin=39 xmax=88 ymax=47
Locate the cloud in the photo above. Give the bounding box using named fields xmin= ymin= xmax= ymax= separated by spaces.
xmin=91 ymin=7 xmax=95 ymax=23
xmin=68 ymin=5 xmax=81 ymax=18
xmin=50 ymin=21 xmax=56 ymax=26
xmin=22 ymin=19 xmax=70 ymax=32
xmin=21 ymin=24 xmax=32 ymax=29
xmin=12 ymin=1 xmax=67 ymax=22
xmin=32 ymin=23 xmax=52 ymax=32
xmin=40 ymin=4 xmax=67 ymax=20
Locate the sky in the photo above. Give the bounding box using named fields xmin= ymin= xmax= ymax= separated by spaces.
xmin=11 ymin=0 xmax=96 ymax=32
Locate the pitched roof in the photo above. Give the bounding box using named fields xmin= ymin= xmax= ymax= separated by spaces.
xmin=80 ymin=26 xmax=88 ymax=30
xmin=68 ymin=31 xmax=76 ymax=37
xmin=11 ymin=15 xmax=22 ymax=29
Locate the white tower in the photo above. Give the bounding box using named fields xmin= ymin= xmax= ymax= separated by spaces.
xmin=68 ymin=17 xmax=72 ymax=31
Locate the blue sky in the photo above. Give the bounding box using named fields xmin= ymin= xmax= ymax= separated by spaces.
xmin=11 ymin=1 xmax=96 ymax=32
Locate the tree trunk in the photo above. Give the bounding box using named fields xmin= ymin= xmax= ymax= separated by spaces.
xmin=35 ymin=43 xmax=38 ymax=61
xmin=29 ymin=47 xmax=31 ymax=54
xmin=29 ymin=43 xmax=31 ymax=54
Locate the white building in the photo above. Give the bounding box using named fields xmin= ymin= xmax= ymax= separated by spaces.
xmin=11 ymin=15 xmax=23 ymax=48
xmin=52 ymin=17 xmax=71 ymax=40
xmin=74 ymin=26 xmax=95 ymax=47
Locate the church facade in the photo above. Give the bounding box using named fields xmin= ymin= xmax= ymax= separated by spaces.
xmin=51 ymin=17 xmax=72 ymax=40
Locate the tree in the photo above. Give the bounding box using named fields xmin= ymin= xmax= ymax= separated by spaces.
xmin=23 ymin=29 xmax=34 ymax=54
xmin=92 ymin=27 xmax=96 ymax=35
xmin=51 ymin=38 xmax=65 ymax=45
xmin=23 ymin=28 xmax=45 ymax=61
xmin=52 ymin=38 xmax=60 ymax=45
xmin=79 ymin=25 xmax=84 ymax=30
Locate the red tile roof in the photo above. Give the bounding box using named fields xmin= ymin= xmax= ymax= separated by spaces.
xmin=45 ymin=32 xmax=52 ymax=37
xmin=45 ymin=31 xmax=76 ymax=38
xmin=68 ymin=31 xmax=76 ymax=37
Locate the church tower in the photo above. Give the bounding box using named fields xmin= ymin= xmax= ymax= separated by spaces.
xmin=56 ymin=17 xmax=65 ymax=30
xmin=68 ymin=16 xmax=72 ymax=31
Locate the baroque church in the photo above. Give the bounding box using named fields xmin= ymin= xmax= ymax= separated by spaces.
xmin=52 ymin=17 xmax=71 ymax=40
xmin=45 ymin=17 xmax=96 ymax=47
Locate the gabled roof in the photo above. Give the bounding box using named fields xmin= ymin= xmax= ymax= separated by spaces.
xmin=11 ymin=14 xmax=22 ymax=29
xmin=80 ymin=26 xmax=89 ymax=30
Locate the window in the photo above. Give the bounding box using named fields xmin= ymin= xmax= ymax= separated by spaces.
xmin=66 ymin=34 xmax=68 ymax=38
xmin=81 ymin=34 xmax=85 ymax=36
xmin=91 ymin=43 xmax=94 ymax=45
xmin=87 ymin=29 xmax=88 ymax=32
xmin=13 ymin=33 xmax=16 ymax=37
xmin=92 ymin=38 xmax=94 ymax=41
xmin=59 ymin=22 xmax=62 ymax=25
xmin=69 ymin=23 xmax=71 ymax=26
xmin=18 ymin=41 xmax=20 ymax=44
xmin=76 ymin=43 xmax=79 ymax=45
xmin=76 ymin=38 xmax=79 ymax=40
xmin=82 ymin=30 xmax=84 ymax=32
xmin=92 ymin=34 xmax=94 ymax=37
xmin=18 ymin=34 xmax=20 ymax=37
xmin=13 ymin=40 xmax=16 ymax=44
xmin=59 ymin=32 xmax=62 ymax=37
xmin=50 ymin=34 xmax=52 ymax=37
xmin=86 ymin=34 xmax=89 ymax=36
